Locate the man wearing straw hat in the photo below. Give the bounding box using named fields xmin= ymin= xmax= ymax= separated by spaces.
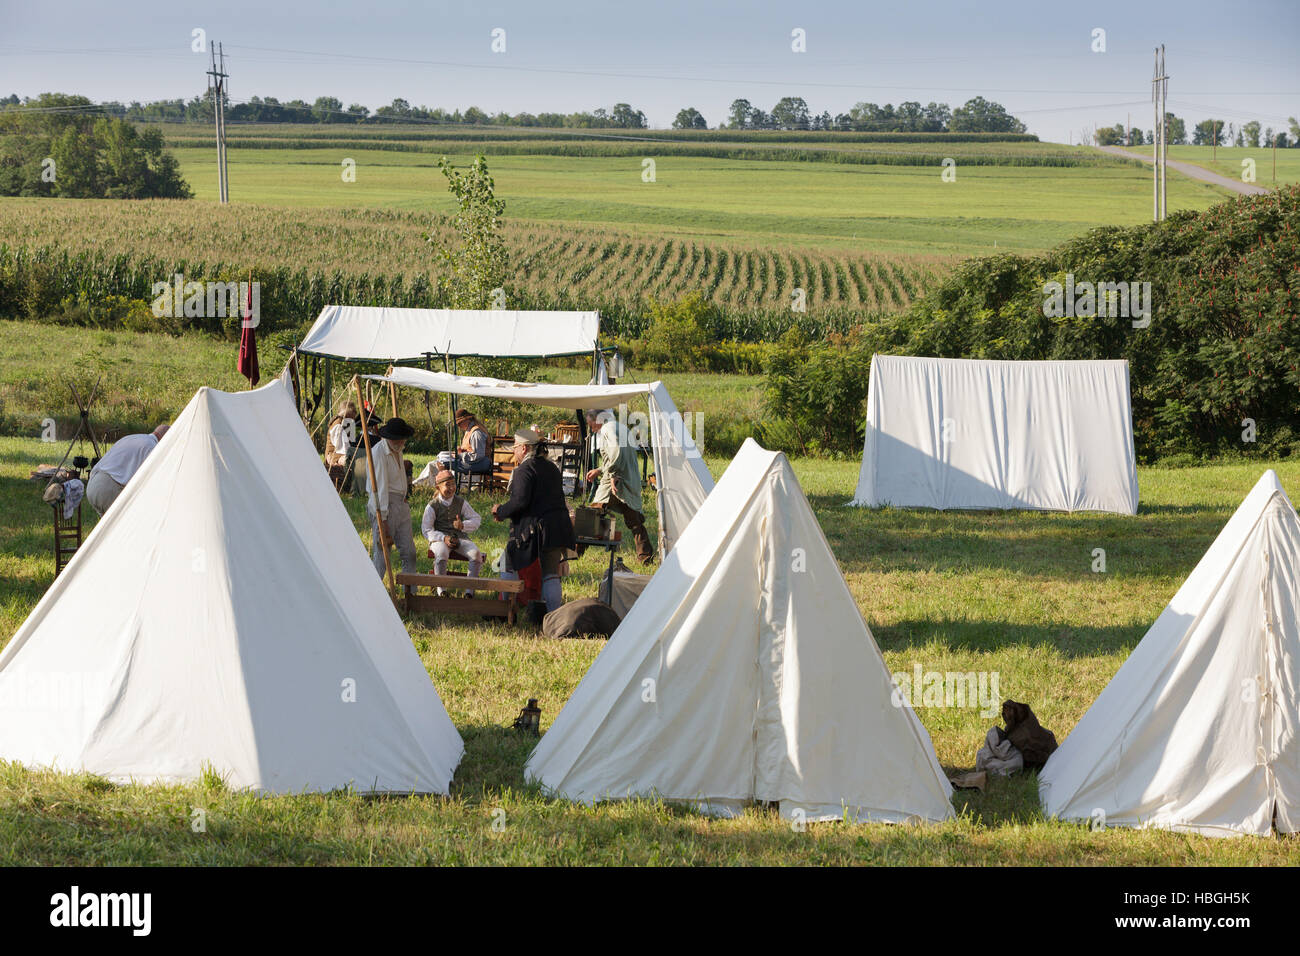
xmin=366 ymin=416 xmax=417 ymax=578
xmin=451 ymin=408 xmax=492 ymax=481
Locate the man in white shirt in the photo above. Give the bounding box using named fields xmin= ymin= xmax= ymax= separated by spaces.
xmin=421 ymin=468 xmax=484 ymax=576
xmin=85 ymin=424 xmax=170 ymax=515
xmin=366 ymin=417 xmax=418 ymax=578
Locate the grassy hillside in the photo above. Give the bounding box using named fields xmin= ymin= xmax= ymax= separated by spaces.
xmin=166 ymin=148 xmax=1230 ymax=255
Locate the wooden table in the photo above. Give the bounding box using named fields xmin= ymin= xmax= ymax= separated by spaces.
xmin=576 ymin=532 xmax=622 ymax=583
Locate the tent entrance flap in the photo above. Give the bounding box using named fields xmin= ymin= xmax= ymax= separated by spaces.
xmin=363 ymin=367 xmax=714 ymax=555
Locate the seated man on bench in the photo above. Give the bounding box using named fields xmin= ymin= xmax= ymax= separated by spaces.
xmin=421 ymin=467 xmax=484 ymax=579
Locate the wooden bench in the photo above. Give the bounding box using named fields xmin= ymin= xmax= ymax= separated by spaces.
xmin=396 ymin=572 xmax=524 ymax=624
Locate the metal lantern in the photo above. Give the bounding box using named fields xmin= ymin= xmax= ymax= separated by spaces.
xmin=512 ymin=698 xmax=542 ymax=735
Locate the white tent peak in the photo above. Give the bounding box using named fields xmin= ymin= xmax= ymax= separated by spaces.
xmin=0 ymin=379 xmax=463 ymax=795
xmin=526 ymin=438 xmax=954 ymax=823
xmin=1040 ymin=469 xmax=1300 ymax=836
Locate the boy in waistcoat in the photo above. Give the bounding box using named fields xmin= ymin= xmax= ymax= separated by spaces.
xmin=421 ymin=467 xmax=484 ymax=577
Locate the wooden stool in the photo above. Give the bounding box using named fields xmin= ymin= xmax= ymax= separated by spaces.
xmin=52 ymin=502 xmax=82 ymax=577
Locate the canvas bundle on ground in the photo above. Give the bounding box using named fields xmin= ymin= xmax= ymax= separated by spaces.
xmin=1039 ymin=470 xmax=1300 ymax=836
xmin=0 ymin=380 xmax=464 ymax=795
xmin=541 ymin=598 xmax=621 ymax=640
xmin=850 ymin=355 xmax=1139 ymax=514
xmin=599 ymin=564 xmax=651 ymax=618
xmin=526 ymin=439 xmax=954 ymax=824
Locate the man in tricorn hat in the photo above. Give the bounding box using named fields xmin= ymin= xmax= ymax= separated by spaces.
xmin=366 ymin=416 xmax=417 ymax=577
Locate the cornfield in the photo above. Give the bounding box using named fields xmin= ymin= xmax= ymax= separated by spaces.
xmin=0 ymin=199 xmax=948 ymax=340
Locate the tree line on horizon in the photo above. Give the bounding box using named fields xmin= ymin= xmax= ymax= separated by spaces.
xmin=2 ymin=91 xmax=1031 ymax=134
xmin=1093 ymin=113 xmax=1299 ymax=149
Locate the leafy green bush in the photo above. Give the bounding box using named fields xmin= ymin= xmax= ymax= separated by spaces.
xmin=0 ymin=95 xmax=192 ymax=199
xmin=762 ymin=329 xmax=873 ymax=456
xmin=637 ymin=293 xmax=715 ymax=371
xmin=890 ymin=185 xmax=1300 ymax=460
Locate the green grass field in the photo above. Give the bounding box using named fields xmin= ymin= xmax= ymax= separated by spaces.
xmin=0 ymin=130 xmax=1243 ymax=343
xmin=1 ymin=326 xmax=1298 ymax=864
xmin=3 ymin=438 xmax=1299 ymax=864
xmin=0 ymin=120 xmax=1292 ymax=863
xmin=1120 ymin=144 xmax=1300 ymax=187
xmin=171 ymin=146 xmax=1231 ymax=255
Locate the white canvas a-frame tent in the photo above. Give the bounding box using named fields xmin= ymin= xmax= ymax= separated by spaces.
xmin=366 ymin=366 xmax=715 ymax=557
xmin=1039 ymin=471 xmax=1300 ymax=836
xmin=0 ymin=379 xmax=464 ymax=794
xmin=850 ymin=355 xmax=1139 ymax=514
xmin=525 ymin=439 xmax=954 ymax=823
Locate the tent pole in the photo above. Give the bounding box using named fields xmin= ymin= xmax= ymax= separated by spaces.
xmin=353 ymin=375 xmax=394 ymax=594
xmin=307 ymin=376 xmax=354 ymax=442
xmin=288 ymin=347 xmax=302 ymax=416
xmin=421 ymin=352 xmax=437 ymax=440
xmin=448 ymin=355 xmax=456 ymax=450
xmin=577 ymin=412 xmax=589 ymax=496
xmin=322 ymin=360 xmax=332 ymax=447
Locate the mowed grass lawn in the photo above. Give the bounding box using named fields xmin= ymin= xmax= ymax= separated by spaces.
xmin=2 ymin=422 xmax=1298 ymax=863
xmin=175 ymin=148 xmax=1233 ymax=256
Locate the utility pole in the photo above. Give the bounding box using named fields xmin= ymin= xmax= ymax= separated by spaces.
xmin=1126 ymin=112 xmax=1130 ymax=147
xmin=207 ymin=42 xmax=229 ymax=203
xmin=1152 ymin=45 xmax=1168 ymax=222
xmin=1152 ymin=47 xmax=1160 ymax=221
xmin=1159 ymin=45 xmax=1170 ymax=221
xmin=1212 ymin=119 xmax=1218 ymax=163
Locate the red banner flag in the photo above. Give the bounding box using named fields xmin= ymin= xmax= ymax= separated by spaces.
xmin=238 ymin=274 xmax=259 ymax=387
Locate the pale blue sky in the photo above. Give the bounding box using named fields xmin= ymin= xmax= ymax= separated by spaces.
xmin=2 ymin=0 xmax=1296 ymax=142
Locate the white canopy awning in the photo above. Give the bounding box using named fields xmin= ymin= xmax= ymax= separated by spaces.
xmin=364 ymin=367 xmax=714 ymax=555
xmin=298 ymin=306 xmax=600 ymax=361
